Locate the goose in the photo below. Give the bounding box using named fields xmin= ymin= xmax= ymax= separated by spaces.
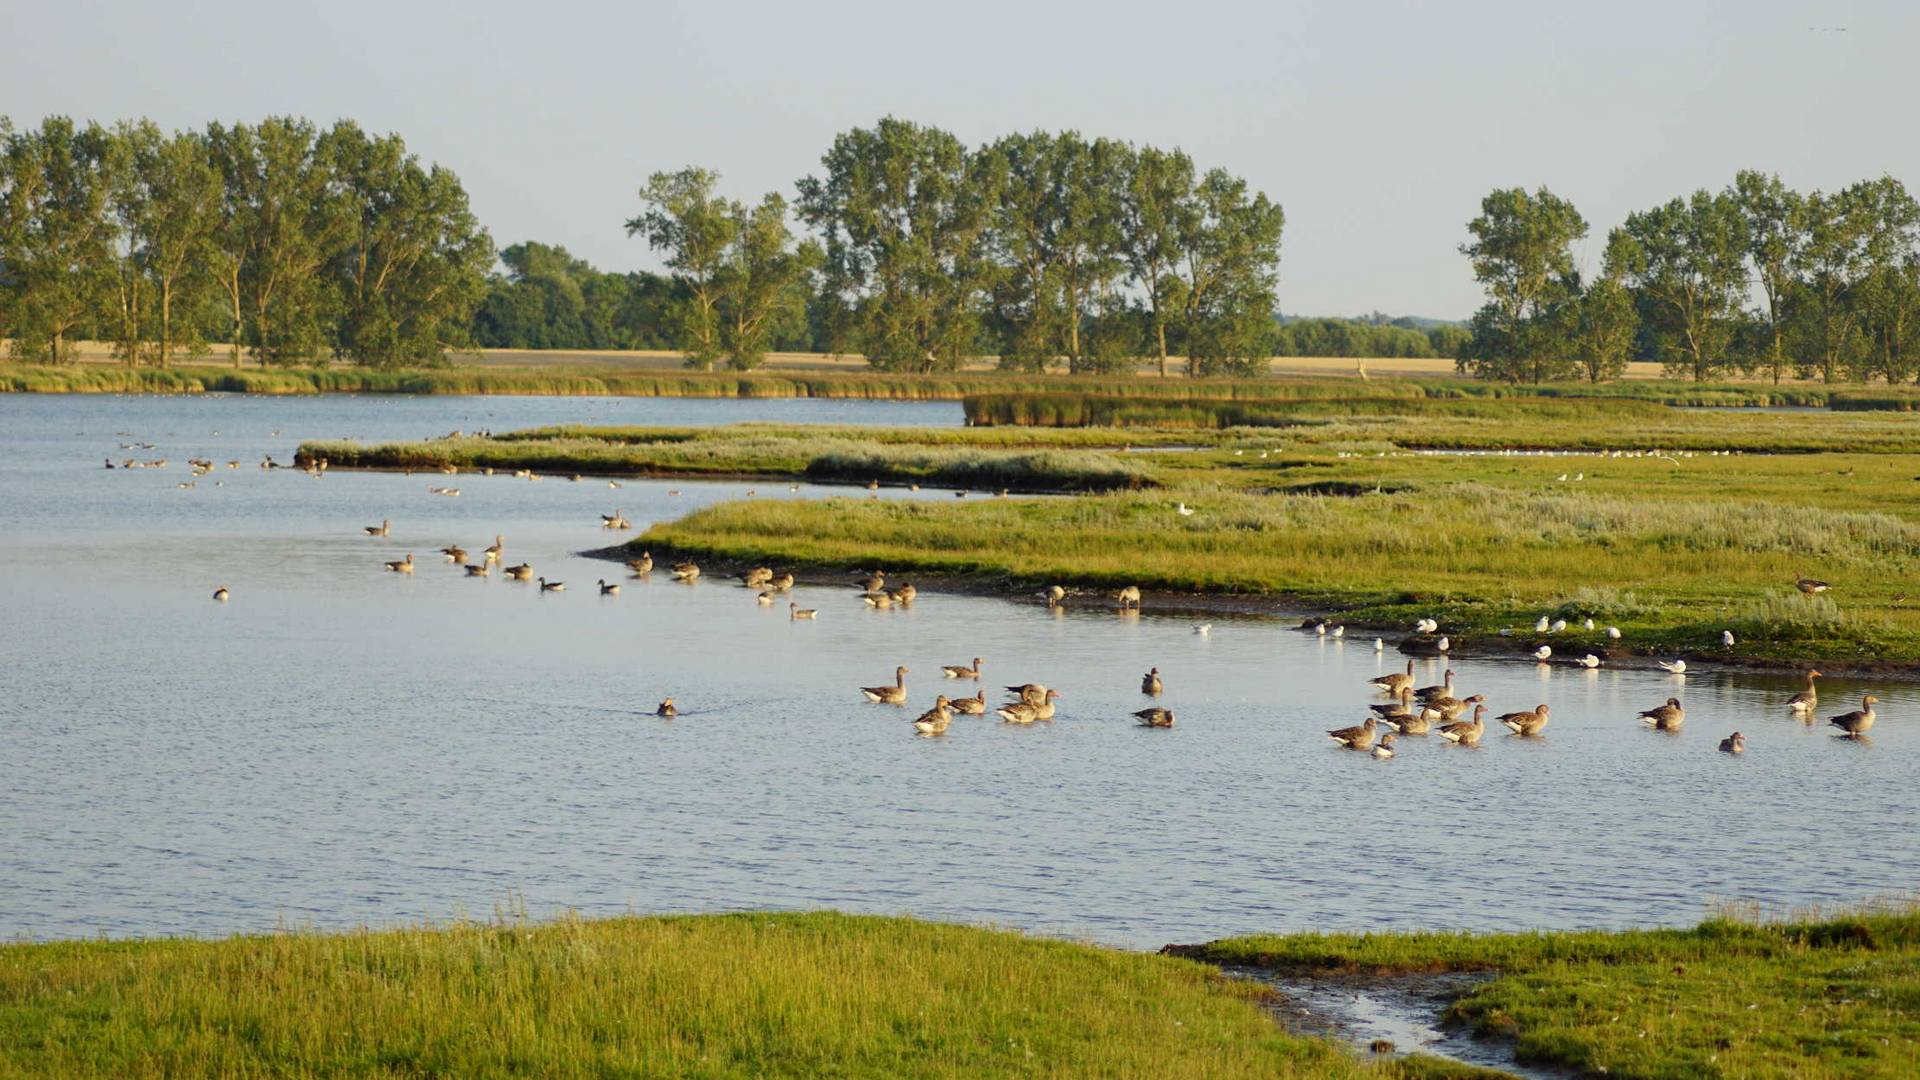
xmin=384 ymin=553 xmax=414 ymax=573
xmin=1577 ymin=654 xmax=1601 ymax=669
xmin=505 ymin=563 xmax=534 ymax=581
xmin=1722 ymin=630 xmax=1736 ymax=648
xmin=1499 ymin=704 xmax=1550 ymax=736
xmin=1430 ymin=693 xmax=1486 ymax=723
xmin=1024 ymin=690 xmax=1060 ymax=720
xmin=365 ymin=519 xmax=391 ymax=537
xmin=212 ymin=586 xmax=229 ymax=602
xmin=1658 ymin=659 xmax=1687 ymax=674
xmin=950 ymin=690 xmax=988 ymax=715
xmin=1370 ymin=660 xmax=1416 ymax=694
xmin=1532 ymin=645 xmax=1552 ymax=662
xmin=465 ymin=563 xmax=490 ymax=577
xmin=1193 ymin=624 xmax=1212 ymax=636
xmin=1794 ymin=572 xmax=1829 ymax=595
xmin=1605 ymin=626 xmax=1621 ymax=640
xmin=1326 ymin=717 xmax=1378 ymax=750
xmin=1369 ymin=688 xmax=1417 ymax=722
xmin=627 ymin=552 xmax=654 ymax=575
xmin=538 ymin=577 xmax=564 ymax=592
xmin=1382 ymin=704 xmax=1432 ymax=736
xmin=1719 ymin=731 xmax=1746 ymax=754
xmin=1141 ymin=667 xmax=1163 ymax=695
xmin=1437 ymin=706 xmax=1486 ymax=745
xmin=862 ymin=592 xmax=894 ymax=609
xmin=670 ymin=561 xmax=700 ymax=581
xmin=1045 ymin=585 xmax=1066 ymax=607
xmin=768 ymin=572 xmax=795 ymax=591
xmin=739 ymin=567 xmax=773 ymax=588
xmin=913 ymin=696 xmax=955 ymax=735
xmin=996 ymin=690 xmax=1059 ymax=723
xmin=855 ymin=571 xmax=886 ymax=593
xmin=440 ymin=546 xmax=468 ymax=564
xmin=1134 ymin=707 xmax=1175 ymax=727
xmin=756 ymin=591 xmax=776 ymax=606
xmin=941 ymin=658 xmax=983 ymax=679
xmin=601 ymin=509 xmax=627 ymax=527
xmin=1827 ymin=695 xmax=1879 ymax=736
xmin=484 ymin=536 xmax=504 ymax=563
xmin=1412 ymin=669 xmax=1455 ymax=703
xmin=1005 ymin=683 xmax=1051 ymax=706
xmin=104 ymin=458 xmax=115 ymax=469
xmin=656 ymin=698 xmax=677 ymax=718
xmin=789 ymin=602 xmax=817 ymax=620
xmin=1372 ymin=733 xmax=1397 ymax=760
xmin=599 ymin=580 xmax=620 ymax=596
xmin=1114 ymin=585 xmax=1142 ymax=609
xmin=1782 ymin=670 xmax=1823 ymax=714
xmin=860 ymin=666 xmax=909 ymax=705
xmin=1638 ymin=697 xmax=1685 ymax=731
xmin=890 ymin=583 xmax=918 ymax=605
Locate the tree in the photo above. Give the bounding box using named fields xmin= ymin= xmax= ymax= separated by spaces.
xmin=1785 ymin=180 xmax=1919 ymax=382
xmin=1614 ymin=190 xmax=1748 ymax=382
xmin=0 ymin=117 xmax=118 ymax=362
xmin=628 ymin=167 xmax=733 ymax=369
xmin=1457 ymin=187 xmax=1586 ymax=382
xmin=797 ymin=118 xmax=995 ymax=373
xmin=717 ymin=192 xmax=820 ymax=370
xmin=1731 ymin=170 xmax=1805 ymax=383
xmin=1567 ymin=234 xmax=1640 ymax=383
xmin=1119 ymin=146 xmax=1196 ymax=377
xmin=1178 ymin=169 xmax=1284 ymax=377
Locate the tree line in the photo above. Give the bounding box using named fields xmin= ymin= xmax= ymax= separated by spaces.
xmin=1461 ymin=172 xmax=1920 ymax=383
xmin=0 ymin=115 xmax=492 ymax=366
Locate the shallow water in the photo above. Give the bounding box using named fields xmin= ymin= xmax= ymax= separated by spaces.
xmin=2 ymin=393 xmax=1917 ymax=950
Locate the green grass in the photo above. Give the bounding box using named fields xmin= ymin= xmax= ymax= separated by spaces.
xmin=1183 ymin=904 xmax=1920 ymax=1079
xmin=0 ymin=911 xmax=1484 ymax=1079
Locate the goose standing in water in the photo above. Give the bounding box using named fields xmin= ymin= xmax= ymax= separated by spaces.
xmin=1045 ymin=585 xmax=1066 ymax=607
xmin=505 ymin=563 xmax=535 ymax=581
xmin=1370 ymin=660 xmax=1416 ymax=695
xmin=1141 ymin=667 xmax=1163 ymax=695
xmin=465 ymin=563 xmax=490 ymax=577
xmin=384 ymin=553 xmax=414 ymax=573
xmin=1325 ymin=717 xmax=1377 ymax=750
xmin=598 ymin=579 xmax=620 ymax=596
xmin=538 ymin=577 xmax=565 ymax=592
xmin=855 ymin=571 xmax=886 ymax=594
xmin=1437 ymin=705 xmax=1487 ymax=745
xmin=860 ymin=666 xmax=910 ymax=705
xmin=738 ymin=567 xmax=773 ymax=588
xmin=1827 ymin=695 xmax=1879 ymax=736
xmin=1499 ymin=704 xmax=1550 ymax=737
xmin=941 ymin=658 xmax=983 ymax=679
xmin=913 ymin=696 xmax=954 ymax=735
xmin=1412 ymin=669 xmax=1455 ymax=703
xmin=656 ymin=698 xmax=677 ymax=717
xmin=862 ymin=592 xmax=894 ymax=609
xmin=1372 ymin=733 xmax=1397 ymax=759
xmin=440 ymin=546 xmax=468 ymax=564
xmin=670 ymin=561 xmax=700 ymax=581
xmin=789 ymin=602 xmax=818 ymax=621
xmin=1638 ymin=697 xmax=1685 ymax=731
xmin=767 ymin=572 xmax=795 ymax=592
xmin=365 ymin=519 xmax=391 ymax=537
xmin=1134 ymin=707 xmax=1175 ymax=728
xmin=1113 ymin=585 xmax=1141 ymax=610
xmin=627 ymin=552 xmax=653 ymax=576
xmin=212 ymin=586 xmax=230 ymax=602
xmin=1719 ymin=731 xmax=1746 ymax=754
xmin=996 ymin=690 xmax=1060 ymax=723
xmin=950 ymin=690 xmax=988 ymax=715
xmin=484 ymin=536 xmax=504 ymax=563
xmin=1787 ymin=670 xmax=1822 ymax=714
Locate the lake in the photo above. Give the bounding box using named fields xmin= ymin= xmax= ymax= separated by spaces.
xmin=3 ymin=393 xmax=1916 ymax=950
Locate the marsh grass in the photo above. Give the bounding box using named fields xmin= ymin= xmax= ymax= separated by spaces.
xmin=1188 ymin=904 xmax=1920 ymax=1079
xmin=0 ymin=911 xmax=1468 ymax=1079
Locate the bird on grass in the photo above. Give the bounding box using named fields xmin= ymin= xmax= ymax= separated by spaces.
xmin=1795 ymin=572 xmax=1830 ymax=595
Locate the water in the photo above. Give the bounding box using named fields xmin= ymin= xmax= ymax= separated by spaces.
xmin=3 ymin=393 xmax=1917 ymax=951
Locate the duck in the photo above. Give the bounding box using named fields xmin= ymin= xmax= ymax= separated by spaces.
xmin=913 ymin=696 xmax=954 ymax=735
xmin=365 ymin=519 xmax=391 ymax=537
xmin=1437 ymin=705 xmax=1487 ymax=745
xmin=484 ymin=536 xmax=504 ymax=563
xmin=1369 ymin=660 xmax=1416 ymax=695
xmin=1787 ymin=670 xmax=1822 ymax=713
xmin=505 ymin=563 xmax=534 ymax=581
xmin=1794 ymin=572 xmax=1829 ymax=595
xmin=212 ymin=586 xmax=230 ymax=602
xmin=1658 ymin=659 xmax=1687 ymax=674
xmin=768 ymin=572 xmax=795 ymax=591
xmin=656 ymin=698 xmax=677 ymax=717
xmin=1638 ymin=697 xmax=1685 ymax=731
xmin=1141 ymin=667 xmax=1163 ymax=695
xmin=860 ymin=666 xmax=910 ymax=705
xmin=384 ymin=553 xmax=414 ymax=573
xmin=1499 ymin=704 xmax=1550 ymax=737
xmin=1718 ymin=731 xmax=1746 ymax=754
xmin=627 ymin=552 xmax=654 ymax=575
xmin=739 ymin=567 xmax=773 ymax=588
xmin=1134 ymin=707 xmax=1175 ymax=728
xmin=465 ymin=563 xmax=490 ymax=577
xmin=599 ymin=579 xmax=620 ymax=596
xmin=1532 ymin=645 xmax=1552 ymax=662
xmin=1827 ymin=694 xmax=1879 ymax=736
xmin=1114 ymin=585 xmax=1141 ymax=609
xmin=756 ymin=591 xmax=776 ymax=606
xmin=1371 ymin=733 xmax=1397 ymax=760
xmin=1045 ymin=585 xmax=1066 ymax=607
xmin=1412 ymin=669 xmax=1455 ymax=703
xmin=440 ymin=546 xmax=468 ymax=564
xmin=941 ymin=658 xmax=983 ymax=679
xmin=950 ymin=690 xmax=988 ymax=715
xmin=670 ymin=561 xmax=700 ymax=581
xmin=1326 ymin=717 xmax=1378 ymax=750
xmin=538 ymin=577 xmax=564 ymax=592
xmin=789 ymin=602 xmax=818 ymax=621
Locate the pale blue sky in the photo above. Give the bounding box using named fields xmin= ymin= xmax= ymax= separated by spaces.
xmin=4 ymin=0 xmax=1908 ymax=318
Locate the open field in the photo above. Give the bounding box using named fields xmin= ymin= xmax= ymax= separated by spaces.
xmin=304 ymin=400 xmax=1920 ymax=665
xmin=0 ymin=911 xmax=1477 ymax=1079
xmin=1180 ymin=902 xmax=1920 ymax=1079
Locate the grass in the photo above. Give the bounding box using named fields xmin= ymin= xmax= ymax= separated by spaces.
xmin=1182 ymin=903 xmax=1920 ymax=1079
xmin=0 ymin=911 xmax=1489 ymax=1079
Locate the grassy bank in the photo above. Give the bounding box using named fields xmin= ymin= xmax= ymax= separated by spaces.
xmin=0 ymin=912 xmax=1478 ymax=1078
xmin=1181 ymin=904 xmax=1920 ymax=1079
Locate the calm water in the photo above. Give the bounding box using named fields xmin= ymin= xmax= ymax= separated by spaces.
xmin=2 ymin=393 xmax=1916 ymax=950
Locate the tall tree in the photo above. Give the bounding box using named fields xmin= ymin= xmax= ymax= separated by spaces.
xmin=796 ymin=118 xmax=995 ymax=373
xmin=1458 ymin=187 xmax=1586 ymax=382
xmin=1568 ymin=233 xmax=1640 ymax=383
xmin=1119 ymin=146 xmax=1196 ymax=377
xmin=1614 ymin=190 xmax=1748 ymax=382
xmin=1179 ymin=169 xmax=1284 ymax=377
xmin=1787 ymin=182 xmax=1894 ymax=382
xmin=1731 ymin=170 xmax=1804 ymax=383
xmin=717 ymin=192 xmax=820 ymax=370
xmin=627 ymin=167 xmax=734 ymax=369
xmin=0 ymin=117 xmax=118 ymax=362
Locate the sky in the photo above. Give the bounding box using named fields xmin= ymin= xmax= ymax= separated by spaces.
xmin=3 ymin=0 xmax=1911 ymax=320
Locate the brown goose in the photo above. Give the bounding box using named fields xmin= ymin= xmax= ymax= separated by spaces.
xmin=913 ymin=696 xmax=954 ymax=735
xmin=1134 ymin=707 xmax=1175 ymax=728
xmin=440 ymin=545 xmax=468 ymax=564
xmin=1045 ymin=585 xmax=1066 ymax=607
xmin=1383 ymin=706 xmax=1432 ymax=736
xmin=1114 ymin=585 xmax=1142 ymax=609
xmin=738 ymin=567 xmax=773 ymax=587
xmin=465 ymin=563 xmax=490 ymax=577
xmin=505 ymin=563 xmax=535 ymax=581
xmin=789 ymin=602 xmax=818 ymax=620
xmin=1369 ymin=687 xmax=1416 ymax=720
xmin=1499 ymin=704 xmax=1550 ymax=737
xmin=656 ymin=698 xmax=676 ymax=717
xmin=942 ymin=658 xmax=983 ymax=679
xmin=1371 ymin=733 xmax=1398 ymax=759
xmin=1794 ymin=572 xmax=1829 ymax=595
xmin=996 ymin=690 xmax=1059 ymax=723
xmin=1718 ymin=731 xmax=1746 ymax=754
xmin=538 ymin=577 xmax=564 ymax=593
xmin=949 ymin=690 xmax=988 ymax=715
xmin=862 ymin=592 xmax=895 ymax=609
xmin=670 ymin=561 xmax=700 ymax=581
xmin=855 ymin=571 xmax=886 ymax=593
xmin=768 ymin=572 xmax=795 ymax=591
xmin=384 ymin=553 xmax=414 ymax=573
xmin=598 ymin=579 xmax=620 ymax=596
xmin=1437 ymin=705 xmax=1486 ymax=745
xmin=1637 ymin=697 xmax=1685 ymax=731
xmin=1412 ymin=669 xmax=1455 ymax=703
xmin=1827 ymin=694 xmax=1879 ymax=736
xmin=1141 ymin=667 xmax=1163 ymax=695
xmin=627 ymin=551 xmax=654 ymax=575
xmin=1369 ymin=660 xmax=1416 ymax=695
xmin=365 ymin=519 xmax=391 ymax=537
xmin=1005 ymin=683 xmax=1051 ymax=706
xmin=1428 ymin=693 xmax=1486 ymax=723
xmin=860 ymin=666 xmax=910 ymax=705
xmin=1326 ymin=717 xmax=1378 ymax=750
xmin=484 ymin=536 xmax=504 ymax=563
xmin=1787 ymin=670 xmax=1822 ymax=714
xmin=889 ymin=583 xmax=918 ymax=605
